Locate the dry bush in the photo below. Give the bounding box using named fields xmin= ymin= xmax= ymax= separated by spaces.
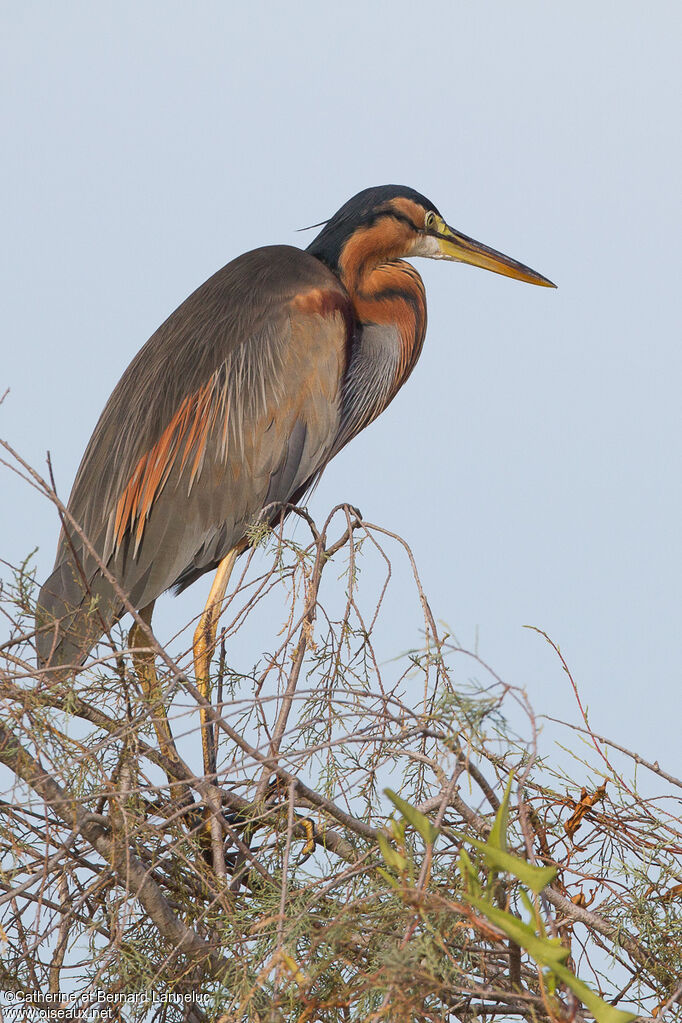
xmin=0 ymin=439 xmax=680 ymax=1022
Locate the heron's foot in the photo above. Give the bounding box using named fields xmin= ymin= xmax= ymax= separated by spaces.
xmin=294 ymin=815 xmax=317 ymax=859
xmin=261 ymin=779 xmax=316 ymax=859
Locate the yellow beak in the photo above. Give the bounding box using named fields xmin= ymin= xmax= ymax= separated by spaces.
xmin=434 ymin=215 xmax=556 ymax=288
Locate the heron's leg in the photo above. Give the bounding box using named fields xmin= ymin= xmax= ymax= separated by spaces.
xmin=129 ymin=601 xmax=184 ymax=799
xmin=193 ymin=550 xmax=238 ymax=780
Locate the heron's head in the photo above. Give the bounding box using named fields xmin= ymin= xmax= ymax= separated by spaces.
xmin=307 ymin=184 xmax=555 ymax=288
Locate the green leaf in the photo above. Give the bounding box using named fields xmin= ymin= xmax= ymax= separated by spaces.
xmin=390 ymin=816 xmax=406 ymax=846
xmin=376 ymin=867 xmax=400 ymax=890
xmin=378 ymin=832 xmax=407 ymax=872
xmin=452 ymin=830 xmax=556 ymax=895
xmin=544 ymin=969 xmax=558 ymax=996
xmin=550 ymin=962 xmax=637 ymax=1023
xmin=465 ymin=896 xmax=636 ymax=1023
xmin=518 ymin=887 xmax=536 ymax=919
xmin=384 ymin=789 xmax=439 ymax=844
xmin=458 ymin=848 xmax=481 ymax=897
xmin=489 ymin=773 xmax=514 ymax=852
xmin=466 ymin=894 xmax=566 ymax=964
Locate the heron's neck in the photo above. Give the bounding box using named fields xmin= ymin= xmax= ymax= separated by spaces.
xmin=341 ymin=259 xmax=427 ymax=387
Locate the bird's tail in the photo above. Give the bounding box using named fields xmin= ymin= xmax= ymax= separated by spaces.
xmin=35 ymin=547 xmax=122 ymax=674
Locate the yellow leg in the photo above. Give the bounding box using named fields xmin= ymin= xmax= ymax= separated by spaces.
xmin=129 ymin=601 xmax=184 ymax=799
xmin=193 ymin=550 xmax=238 ymax=779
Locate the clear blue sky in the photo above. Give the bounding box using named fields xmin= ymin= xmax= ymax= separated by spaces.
xmin=2 ymin=2 xmax=681 ymax=771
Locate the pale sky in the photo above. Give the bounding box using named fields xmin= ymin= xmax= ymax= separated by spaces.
xmin=2 ymin=2 xmax=681 ymax=775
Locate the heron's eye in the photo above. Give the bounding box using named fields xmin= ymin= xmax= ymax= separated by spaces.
xmin=425 ymin=211 xmax=438 ymax=231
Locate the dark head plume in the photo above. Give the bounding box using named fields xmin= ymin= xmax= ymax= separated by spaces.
xmin=307 ymin=185 xmax=439 ymax=271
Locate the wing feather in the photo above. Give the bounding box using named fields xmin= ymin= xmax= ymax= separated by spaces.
xmin=37 ymin=245 xmax=353 ymax=668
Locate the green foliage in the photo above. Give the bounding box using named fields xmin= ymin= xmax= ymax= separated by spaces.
xmin=384 ymin=787 xmax=439 ymax=845
xmin=453 ymin=774 xmax=557 ymax=895
xmin=380 ymin=781 xmax=637 ymax=1023
xmin=468 ymin=896 xmax=636 ymax=1023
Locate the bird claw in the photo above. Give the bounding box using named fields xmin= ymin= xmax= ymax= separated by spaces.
xmin=295 ymin=815 xmax=316 ymax=859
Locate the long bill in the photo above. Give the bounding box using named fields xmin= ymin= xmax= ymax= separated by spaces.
xmin=434 ymin=216 xmax=556 ymax=288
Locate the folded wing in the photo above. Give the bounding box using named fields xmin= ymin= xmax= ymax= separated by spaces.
xmin=36 ymin=245 xmax=353 ymax=670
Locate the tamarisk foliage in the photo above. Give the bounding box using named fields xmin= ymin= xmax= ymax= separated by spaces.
xmin=0 ymin=443 xmax=680 ymax=1021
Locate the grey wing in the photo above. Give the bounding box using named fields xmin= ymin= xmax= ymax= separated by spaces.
xmin=36 ymin=245 xmax=352 ymax=670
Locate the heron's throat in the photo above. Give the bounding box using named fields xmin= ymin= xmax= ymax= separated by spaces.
xmin=340 ymin=258 xmax=428 ymax=387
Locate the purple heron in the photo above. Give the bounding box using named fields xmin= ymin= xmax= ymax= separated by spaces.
xmin=36 ymin=185 xmax=554 ymax=779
